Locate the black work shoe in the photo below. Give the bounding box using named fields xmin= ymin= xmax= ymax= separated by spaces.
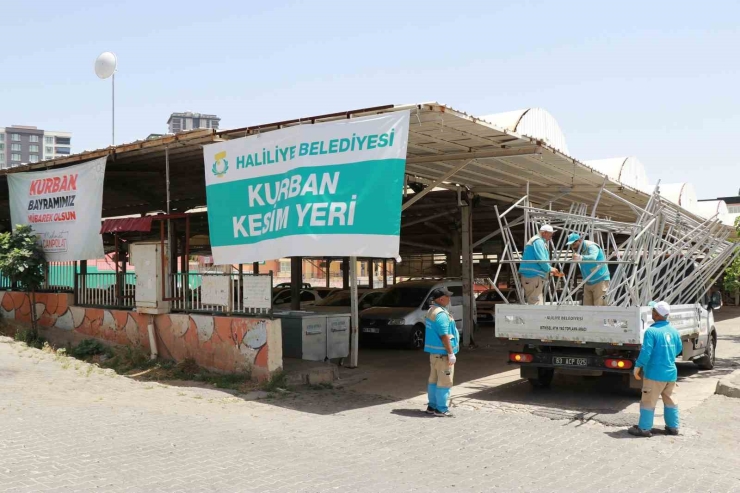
xmin=425 ymin=406 xmax=437 ymax=415
xmin=434 ymin=410 xmax=455 ymax=418
xmin=628 ymin=425 xmax=652 ymax=438
xmin=665 ymin=427 xmax=679 ymax=436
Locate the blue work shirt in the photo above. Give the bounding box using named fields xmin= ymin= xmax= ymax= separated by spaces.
xmin=423 ymin=304 xmax=460 ymax=355
xmin=520 ymin=235 xmax=552 ymax=279
xmin=635 ymin=320 xmax=683 ymax=382
xmin=577 ymin=240 xmax=610 ymax=285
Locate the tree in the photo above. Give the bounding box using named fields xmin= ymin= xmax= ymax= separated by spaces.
xmin=0 ymin=225 xmax=47 ymax=333
xmin=723 ymin=216 xmax=740 ymax=297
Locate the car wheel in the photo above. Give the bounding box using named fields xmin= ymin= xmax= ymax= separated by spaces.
xmin=694 ymin=333 xmax=716 ymax=370
xmin=408 ymin=324 xmax=425 ymax=350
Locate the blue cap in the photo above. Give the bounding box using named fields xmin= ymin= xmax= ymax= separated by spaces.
xmin=566 ymin=233 xmax=581 ymax=246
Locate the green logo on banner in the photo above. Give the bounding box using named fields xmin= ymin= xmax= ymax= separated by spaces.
xmin=212 ymin=151 xmax=229 ymax=178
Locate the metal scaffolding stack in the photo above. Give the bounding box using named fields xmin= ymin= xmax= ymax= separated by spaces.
xmin=491 ymin=185 xmax=740 ymax=308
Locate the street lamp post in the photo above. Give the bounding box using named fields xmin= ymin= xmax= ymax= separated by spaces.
xmin=94 ymin=52 xmax=118 ymax=146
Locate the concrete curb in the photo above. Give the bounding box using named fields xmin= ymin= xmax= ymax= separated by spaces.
xmin=715 ymin=369 xmax=740 ymax=399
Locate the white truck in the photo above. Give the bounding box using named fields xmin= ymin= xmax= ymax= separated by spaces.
xmin=494 ymin=293 xmax=722 ymax=389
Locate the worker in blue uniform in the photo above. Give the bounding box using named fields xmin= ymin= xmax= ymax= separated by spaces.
xmin=629 ymin=301 xmax=683 ymax=437
xmin=423 ymin=287 xmax=460 ymax=418
xmin=565 ymin=233 xmax=611 ymax=306
xmin=520 ymin=224 xmax=560 ymax=304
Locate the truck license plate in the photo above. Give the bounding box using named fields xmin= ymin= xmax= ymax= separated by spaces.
xmin=553 ymin=357 xmax=588 ymax=366
xmin=362 ymin=327 xmax=379 ymax=333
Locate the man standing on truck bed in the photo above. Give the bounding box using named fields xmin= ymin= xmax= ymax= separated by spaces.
xmin=424 ymin=288 xmax=459 ymax=418
xmin=565 ymin=233 xmax=611 ymax=306
xmin=520 ymin=225 xmax=560 ymax=305
xmin=629 ymin=301 xmax=683 ymax=438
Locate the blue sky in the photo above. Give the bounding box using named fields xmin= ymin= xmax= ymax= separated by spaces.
xmin=1 ymin=0 xmax=738 ymax=198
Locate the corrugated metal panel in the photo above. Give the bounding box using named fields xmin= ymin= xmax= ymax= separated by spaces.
xmin=586 ymin=157 xmax=650 ymax=192
xmin=696 ymin=200 xmax=733 ymax=225
xmin=660 ymin=183 xmax=698 ymax=213
xmin=479 ymin=108 xmax=570 ymax=156
xmin=100 ymin=216 xmax=153 ymax=234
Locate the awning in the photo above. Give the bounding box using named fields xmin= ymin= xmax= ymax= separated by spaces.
xmin=100 ymin=216 xmax=153 ymax=234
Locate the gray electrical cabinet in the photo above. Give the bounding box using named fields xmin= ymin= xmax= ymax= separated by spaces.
xmin=275 ymin=312 xmax=327 ymax=361
xmin=326 ymin=314 xmax=350 ymax=359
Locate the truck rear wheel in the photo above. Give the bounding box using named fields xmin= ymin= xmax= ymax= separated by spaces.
xmin=694 ymin=333 xmax=716 ymax=370
xmin=528 ymin=368 xmax=554 ymax=388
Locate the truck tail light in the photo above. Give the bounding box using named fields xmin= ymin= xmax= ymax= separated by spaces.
xmin=510 ymin=353 xmax=533 ymax=363
xmin=605 ymin=358 xmax=633 ymax=369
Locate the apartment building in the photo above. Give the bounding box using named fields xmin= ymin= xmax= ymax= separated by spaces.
xmin=0 ymin=125 xmax=72 ymax=169
xmin=167 ymin=112 xmax=220 ymax=134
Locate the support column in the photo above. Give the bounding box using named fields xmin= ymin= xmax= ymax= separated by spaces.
xmin=393 ymin=258 xmax=397 ymax=285
xmin=290 ymin=257 xmax=302 ymax=310
xmin=349 ymin=256 xmax=359 ymax=368
xmin=253 ymin=262 xmax=259 ymax=275
xmin=447 ymin=229 xmax=462 ymax=278
xmin=368 ymin=259 xmax=374 ymax=289
xmin=382 ymin=259 xmax=388 ymax=288
xmin=325 ymin=258 xmax=331 ymax=288
xmin=342 ymin=257 xmax=350 ymax=289
xmin=461 ymin=201 xmax=474 ymax=346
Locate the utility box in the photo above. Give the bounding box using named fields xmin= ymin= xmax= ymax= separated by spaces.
xmin=275 ymin=312 xmax=327 ymax=361
xmin=326 ymin=314 xmax=350 ymax=359
xmin=130 ymin=241 xmax=170 ymax=314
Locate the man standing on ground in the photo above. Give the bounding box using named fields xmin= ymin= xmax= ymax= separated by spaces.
xmin=520 ymin=225 xmax=560 ymax=305
xmin=423 ymin=288 xmax=460 ymax=418
xmin=565 ymin=233 xmax=611 ymax=306
xmin=629 ymin=301 xmax=683 ymax=437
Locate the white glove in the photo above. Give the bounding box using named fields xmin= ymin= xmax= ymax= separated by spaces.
xmin=447 ymin=354 xmax=457 ymax=366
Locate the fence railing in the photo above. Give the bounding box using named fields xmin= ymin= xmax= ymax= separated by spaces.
xmin=42 ymin=262 xmax=76 ymax=292
xmin=75 ymin=272 xmax=136 ymax=309
xmin=171 ymin=271 xmax=273 ymax=316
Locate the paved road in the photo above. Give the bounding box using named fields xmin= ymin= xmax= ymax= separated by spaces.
xmin=342 ymin=307 xmax=740 ymax=427
xmin=2 ymin=321 xmax=740 ymax=493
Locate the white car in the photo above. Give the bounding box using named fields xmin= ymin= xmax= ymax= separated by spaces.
xmin=359 ymin=279 xmax=465 ymax=349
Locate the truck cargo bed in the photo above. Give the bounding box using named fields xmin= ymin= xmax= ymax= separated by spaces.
xmin=495 ymin=304 xmax=701 ymax=346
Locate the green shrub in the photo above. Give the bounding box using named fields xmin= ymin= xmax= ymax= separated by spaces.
xmin=14 ymin=328 xmax=46 ymax=349
xmin=70 ymin=339 xmax=111 ymax=359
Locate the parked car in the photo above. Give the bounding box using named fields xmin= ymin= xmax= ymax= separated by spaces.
xmin=272 ymin=282 xmax=312 ymax=295
xmin=476 ymin=288 xmax=518 ymax=322
xmin=359 ymin=279 xmax=465 ymax=350
xmin=309 ymin=288 xmax=387 ymax=313
xmin=272 ymin=287 xmax=339 ymax=308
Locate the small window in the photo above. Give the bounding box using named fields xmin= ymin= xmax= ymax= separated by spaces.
xmin=45 ymin=146 xmax=53 ymax=154
xmin=728 ymin=205 xmax=740 ymax=214
xmin=11 ymin=134 xmax=21 ymax=141
xmin=29 ymin=144 xmax=39 ymax=153
xmin=11 ymin=143 xmax=21 ymax=151
xmin=29 ymin=155 xmax=39 ymax=163
xmin=11 ymin=153 xmax=21 ymax=161
xmin=55 ymin=137 xmax=71 ymax=145
xmin=45 ymin=136 xmax=54 ymax=144
xmin=0 ymin=134 xmax=4 ymax=142
xmin=0 ymin=143 xmax=4 ymax=150
xmin=0 ymin=154 xmax=4 ymax=163
xmin=29 ymin=135 xmax=39 ymax=143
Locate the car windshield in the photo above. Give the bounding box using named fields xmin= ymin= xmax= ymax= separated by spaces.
xmin=374 ymin=287 xmax=430 ymax=308
xmin=316 ymin=291 xmax=352 ymax=307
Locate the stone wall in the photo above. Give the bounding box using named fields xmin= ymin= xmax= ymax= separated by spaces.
xmin=0 ymin=291 xmax=282 ymax=378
